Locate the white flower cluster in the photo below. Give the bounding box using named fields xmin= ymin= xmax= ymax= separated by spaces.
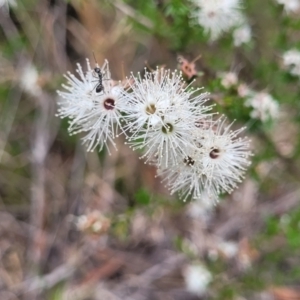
xmin=275 ymin=0 xmax=300 ymax=13
xmin=57 ymin=60 xmax=252 ymax=203
xmin=237 ymin=83 xmax=279 ymax=122
xmin=282 ymin=49 xmax=300 ymax=77
xmin=232 ymin=23 xmax=252 ymax=47
xmin=190 ymin=0 xmax=251 ymax=45
xmin=219 ymin=72 xmax=279 ymax=122
xmin=183 ymin=264 xmax=212 ymax=296
xmin=219 ymin=71 xmax=238 ymax=89
xmin=244 ymin=90 xmax=279 ymax=122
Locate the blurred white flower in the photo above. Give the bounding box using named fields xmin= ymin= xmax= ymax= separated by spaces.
xmin=207 ymin=249 xmax=219 ymax=261
xmin=183 ymin=264 xmax=212 ymax=296
xmin=0 ymin=0 xmax=17 ymax=10
xmin=191 ymin=0 xmax=244 ymax=40
xmin=186 ymin=192 xmax=215 ymax=219
xmin=19 ymin=64 xmax=41 ymax=97
xmin=233 ymin=23 xmax=252 ymax=46
xmin=275 ymin=0 xmax=300 ymax=13
xmin=279 ymin=214 xmax=291 ymax=228
xmin=76 ymin=211 xmax=110 ymax=234
xmin=57 ymin=59 xmax=129 ymax=153
xmin=218 ymin=240 xmax=239 ymax=259
xmin=245 ymin=92 xmax=279 ymax=122
xmin=237 ymin=83 xmax=252 ymax=98
xmin=282 ymin=49 xmax=300 ymax=77
xmin=219 ymin=71 xmax=238 ymax=89
xmin=76 ymin=215 xmax=88 ymax=231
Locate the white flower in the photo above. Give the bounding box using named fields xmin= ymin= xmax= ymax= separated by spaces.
xmin=19 ymin=64 xmax=41 ymax=97
xmin=198 ymin=117 xmax=252 ymax=195
xmin=282 ymin=49 xmax=300 ymax=77
xmin=158 ymin=117 xmax=252 ymax=201
xmin=0 ymin=0 xmax=17 ymax=10
xmin=217 ymin=240 xmax=239 ymax=259
xmin=219 ymin=71 xmax=238 ymax=89
xmin=237 ymin=83 xmax=252 ymax=98
xmin=124 ymin=69 xmax=213 ymax=168
xmin=191 ymin=0 xmax=244 ymax=40
xmin=75 ymin=211 xmax=110 ymax=234
xmin=275 ymin=0 xmax=300 ymax=13
xmin=158 ymin=148 xmax=219 ymax=202
xmin=135 ymin=118 xmax=196 ymax=168
xmin=56 ymin=59 xmax=129 ymax=153
xmin=233 ymin=23 xmax=252 ymax=46
xmin=245 ymin=92 xmax=279 ymax=122
xmin=183 ymin=264 xmax=212 ymax=296
xmin=123 ymin=69 xmax=186 ymax=136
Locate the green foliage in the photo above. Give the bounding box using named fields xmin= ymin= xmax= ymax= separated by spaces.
xmin=47 ymin=283 xmax=64 ymax=300
xmin=263 ymin=208 xmax=300 ymax=249
xmin=112 ymin=213 xmax=131 ymax=242
xmin=265 ymin=216 xmax=280 ymax=236
xmin=134 ymin=188 xmax=151 ymax=205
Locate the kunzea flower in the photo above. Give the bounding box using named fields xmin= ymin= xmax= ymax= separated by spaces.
xmin=19 ymin=64 xmax=41 ymax=97
xmin=218 ymin=71 xmax=238 ymax=89
xmin=133 ymin=114 xmax=200 ymax=168
xmin=157 ymin=119 xmax=220 ymax=202
xmin=282 ymin=49 xmax=300 ymax=77
xmin=237 ymin=83 xmax=252 ymax=98
xmin=159 ymin=117 xmax=252 ymax=202
xmin=158 ymin=150 xmax=219 ymax=202
xmin=56 ymin=59 xmax=129 ymax=153
xmin=244 ymin=91 xmax=279 ymax=122
xmin=191 ymin=0 xmax=244 ymax=41
xmin=123 ymin=68 xmax=212 ymax=168
xmin=232 ymin=23 xmax=252 ymax=47
xmin=199 ymin=117 xmax=252 ymax=196
xmin=123 ymin=69 xmax=210 ymax=136
xmin=183 ymin=264 xmax=212 ymax=296
xmin=275 ymin=0 xmax=300 ymax=13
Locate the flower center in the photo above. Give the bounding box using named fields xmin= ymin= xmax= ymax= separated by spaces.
xmin=162 ymin=123 xmax=173 ymax=134
xmin=103 ymin=98 xmax=115 ymax=110
xmin=183 ymin=156 xmax=195 ymax=166
xmin=208 ymin=11 xmax=216 ymax=18
xmin=209 ymin=148 xmax=220 ymax=159
xmin=146 ymin=104 xmax=156 ymax=115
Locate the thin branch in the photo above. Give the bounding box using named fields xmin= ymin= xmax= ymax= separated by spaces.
xmin=111 ymin=0 xmax=154 ymax=30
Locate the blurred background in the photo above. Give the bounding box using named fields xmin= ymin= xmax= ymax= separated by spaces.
xmin=1 ymin=0 xmax=300 ymax=299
